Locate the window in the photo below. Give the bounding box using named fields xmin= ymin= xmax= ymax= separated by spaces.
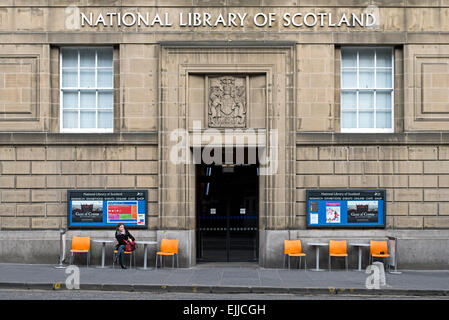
xmin=341 ymin=47 xmax=394 ymax=132
xmin=60 ymin=47 xmax=114 ymax=132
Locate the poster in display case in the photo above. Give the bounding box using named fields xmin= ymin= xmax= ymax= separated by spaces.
xmin=306 ymin=189 xmax=386 ymax=229
xmin=67 ymin=190 xmax=148 ymax=229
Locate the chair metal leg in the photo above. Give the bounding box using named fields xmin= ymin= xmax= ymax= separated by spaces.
xmin=177 ymin=254 xmax=179 ymax=268
xmin=345 ymin=256 xmax=348 ymax=271
xmin=155 ymin=254 xmax=158 ymax=269
xmin=305 ymin=256 xmax=307 ymax=271
xmin=288 ymin=256 xmax=290 ymax=270
xmin=299 ymin=257 xmax=301 ymax=270
xmin=329 ymin=256 xmax=331 ymax=271
xmin=172 ymin=255 xmax=174 ymax=269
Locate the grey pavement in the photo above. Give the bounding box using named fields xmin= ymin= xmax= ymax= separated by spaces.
xmin=2 ymin=290 xmax=448 ymax=300
xmin=0 ymin=263 xmax=448 ymax=297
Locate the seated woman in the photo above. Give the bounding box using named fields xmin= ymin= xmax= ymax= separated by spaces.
xmin=114 ymin=223 xmax=135 ymax=269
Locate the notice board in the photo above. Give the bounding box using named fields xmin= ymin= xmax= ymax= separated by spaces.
xmin=67 ymin=190 xmax=148 ymax=229
xmin=306 ymin=189 xmax=386 ymax=228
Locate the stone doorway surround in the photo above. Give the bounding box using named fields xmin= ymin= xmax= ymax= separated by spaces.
xmin=159 ymin=43 xmax=296 ymax=267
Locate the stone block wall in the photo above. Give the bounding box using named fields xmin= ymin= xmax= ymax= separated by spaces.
xmin=2 ymin=1 xmax=449 ymax=267
xmin=296 ymin=145 xmax=449 ymax=229
xmin=296 ymin=44 xmax=335 ymax=132
xmin=0 ymin=145 xmax=159 ymax=230
xmin=119 ymin=44 xmax=158 ymax=132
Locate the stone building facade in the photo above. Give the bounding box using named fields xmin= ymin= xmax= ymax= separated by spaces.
xmin=0 ymin=1 xmax=449 ymax=269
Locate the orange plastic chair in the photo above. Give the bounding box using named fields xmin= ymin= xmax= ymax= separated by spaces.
xmin=155 ymin=239 xmax=179 ymax=268
xmin=370 ymin=240 xmax=390 ymax=269
xmin=329 ymin=240 xmax=348 ymax=271
xmin=284 ymin=240 xmax=307 ymax=270
xmin=112 ymin=249 xmax=135 ymax=269
xmin=70 ymin=236 xmax=91 ymax=267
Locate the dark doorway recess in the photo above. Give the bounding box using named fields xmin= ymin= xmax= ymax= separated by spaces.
xmin=196 ymin=164 xmax=259 ymax=262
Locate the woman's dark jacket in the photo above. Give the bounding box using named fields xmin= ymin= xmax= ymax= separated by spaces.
xmin=115 ymin=229 xmax=135 ymax=248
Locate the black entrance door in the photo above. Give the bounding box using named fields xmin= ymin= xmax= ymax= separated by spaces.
xmin=196 ymin=164 xmax=259 ymax=262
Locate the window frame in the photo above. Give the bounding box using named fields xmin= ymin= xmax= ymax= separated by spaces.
xmin=59 ymin=46 xmax=114 ymax=133
xmin=340 ymin=46 xmax=395 ymax=133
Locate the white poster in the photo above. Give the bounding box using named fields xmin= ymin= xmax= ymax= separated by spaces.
xmin=310 ymin=213 xmax=318 ymax=224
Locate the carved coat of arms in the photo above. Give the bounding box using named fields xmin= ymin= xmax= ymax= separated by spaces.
xmin=208 ymin=76 xmax=246 ymax=128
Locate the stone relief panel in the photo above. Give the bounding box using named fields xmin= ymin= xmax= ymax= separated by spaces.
xmin=405 ymin=46 xmax=449 ymax=131
xmin=417 ymin=57 xmax=449 ymax=118
xmin=208 ymin=75 xmax=247 ymax=128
